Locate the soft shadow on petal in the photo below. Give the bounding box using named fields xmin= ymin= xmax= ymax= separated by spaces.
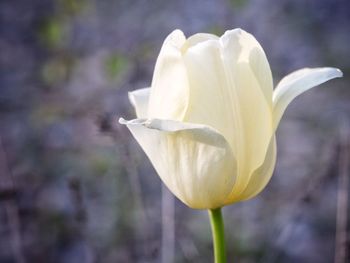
xmin=229 ymin=62 xmax=272 ymax=178
xmin=273 ymin=67 xmax=343 ymax=130
xmin=128 ymin=88 xmax=151 ymax=118
xmin=248 ymin=47 xmax=273 ymax=106
xmin=119 ymin=118 xmax=237 ymax=209
xmin=226 ymin=136 xmax=277 ymax=204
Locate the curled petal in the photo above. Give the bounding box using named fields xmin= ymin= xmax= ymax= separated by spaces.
xmin=128 ymin=88 xmax=151 ymax=118
xmin=119 ymin=118 xmax=236 ymax=209
xmin=273 ymin=67 xmax=343 ymax=130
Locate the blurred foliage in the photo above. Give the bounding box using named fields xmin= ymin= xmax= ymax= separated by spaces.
xmin=39 ymin=18 xmax=65 ymax=48
xmin=60 ymin=0 xmax=87 ymax=15
xmin=104 ymin=54 xmax=129 ymax=83
xmin=41 ymin=55 xmax=76 ymax=87
xmin=229 ymin=0 xmax=249 ymax=9
xmin=207 ymin=25 xmax=225 ymax=38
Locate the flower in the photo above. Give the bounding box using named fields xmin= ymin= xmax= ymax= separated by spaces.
xmin=119 ymin=29 xmax=342 ymax=209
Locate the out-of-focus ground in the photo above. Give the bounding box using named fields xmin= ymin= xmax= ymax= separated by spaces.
xmin=0 ymin=0 xmax=349 ymax=262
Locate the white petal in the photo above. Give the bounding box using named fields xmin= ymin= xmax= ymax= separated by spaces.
xmin=119 ymin=118 xmax=236 ymax=209
xmin=147 ymin=30 xmax=189 ymax=121
xmin=220 ymin=29 xmax=273 ymax=106
xmin=227 ymin=136 xmax=277 ymax=203
xmin=128 ymin=88 xmax=151 ymax=118
xmin=273 ymin=67 xmax=343 ymax=130
xmin=181 ymin=33 xmax=219 ymax=53
xmin=181 ymin=29 xmax=274 ymax=201
xmin=220 ymin=29 xmax=273 ymax=199
xmin=183 ymin=40 xmax=237 ymax=151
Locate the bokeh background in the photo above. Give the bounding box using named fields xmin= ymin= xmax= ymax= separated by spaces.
xmin=0 ymin=0 xmax=349 ymax=262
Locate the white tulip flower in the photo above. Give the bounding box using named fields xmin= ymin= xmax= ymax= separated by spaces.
xmin=120 ymin=29 xmax=342 ymax=210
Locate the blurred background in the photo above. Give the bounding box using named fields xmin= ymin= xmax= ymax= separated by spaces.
xmin=0 ymin=0 xmax=349 ymax=262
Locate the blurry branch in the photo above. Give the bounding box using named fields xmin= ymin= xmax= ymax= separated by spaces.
xmin=68 ymin=177 xmax=95 ymax=263
xmin=179 ymin=236 xmax=199 ymax=261
xmin=161 ymin=184 xmax=175 ymax=263
xmin=99 ymin=114 xmax=176 ymax=262
xmin=334 ymin=121 xmax=349 ymax=263
xmin=98 ymin=115 xmax=151 ymax=257
xmin=68 ymin=178 xmax=87 ymax=224
xmin=0 ymin=136 xmax=25 ymax=263
xmin=262 ymin=137 xmax=337 ymax=263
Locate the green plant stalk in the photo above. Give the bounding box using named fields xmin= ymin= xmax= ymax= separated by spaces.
xmin=208 ymin=208 xmax=227 ymax=263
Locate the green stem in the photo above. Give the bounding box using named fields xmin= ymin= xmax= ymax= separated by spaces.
xmin=208 ymin=208 xmax=227 ymax=263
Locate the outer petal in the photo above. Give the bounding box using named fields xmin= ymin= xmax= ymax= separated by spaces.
xmin=128 ymin=88 xmax=151 ymax=118
xmin=182 ymin=40 xmax=238 ymax=151
xmin=181 ymin=29 xmax=273 ymax=201
xmin=221 ymin=29 xmax=273 ymax=106
xmin=119 ymin=118 xmax=236 ymax=209
xmin=226 ymin=136 xmax=277 ymax=204
xmin=148 ymin=30 xmax=189 ymax=121
xmin=273 ymin=67 xmax=343 ymax=130
xmin=181 ymin=33 xmax=219 ymax=53
xmin=220 ymin=29 xmax=273 ymax=200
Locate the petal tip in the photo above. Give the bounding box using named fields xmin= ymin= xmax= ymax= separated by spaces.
xmin=221 ymin=28 xmax=251 ymax=41
xmin=127 ymin=92 xmax=135 ymax=105
xmin=172 ymin=28 xmax=184 ymax=35
xmin=322 ymin=67 xmax=343 ymax=80
xmin=118 ymin=118 xmax=148 ymax=126
xmin=223 ymin=28 xmax=244 ymax=35
xmin=320 ymin=67 xmax=343 ymax=78
xmin=334 ymin=68 xmax=343 ymax=78
xmin=118 ymin=117 xmax=127 ymax=124
xmin=165 ymin=29 xmax=186 ymax=48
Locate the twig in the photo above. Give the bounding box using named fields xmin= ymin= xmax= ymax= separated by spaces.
xmin=99 ymin=116 xmax=151 ymax=258
xmin=115 ymin=126 xmax=150 ymax=242
xmin=0 ymin=136 xmax=25 ymax=263
xmin=161 ymin=184 xmax=175 ymax=263
xmin=334 ymin=121 xmax=349 ymax=263
xmin=261 ymin=138 xmax=337 ymax=263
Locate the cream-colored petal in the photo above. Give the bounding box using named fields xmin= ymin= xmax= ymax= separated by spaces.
xmin=181 ymin=29 xmax=273 ymax=201
xmin=220 ymin=29 xmax=273 ymax=106
xmin=119 ymin=118 xmax=236 ymax=209
xmin=226 ymin=136 xmax=277 ymax=204
xmin=181 ymin=33 xmax=219 ymax=53
xmin=220 ymin=29 xmax=274 ymax=200
xmin=183 ymin=40 xmax=237 ymax=151
xmin=148 ymin=30 xmax=189 ymax=121
xmin=273 ymin=67 xmax=343 ymax=130
xmin=128 ymin=87 xmax=151 ymax=118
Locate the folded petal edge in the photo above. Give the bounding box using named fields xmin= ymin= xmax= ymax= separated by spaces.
xmin=119 ymin=117 xmax=237 ymax=209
